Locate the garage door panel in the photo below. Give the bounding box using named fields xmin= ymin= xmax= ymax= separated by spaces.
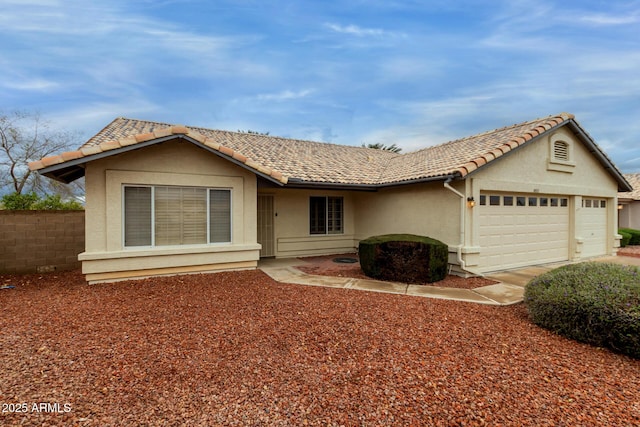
xmin=580 ymin=198 xmax=607 ymax=258
xmin=479 ymin=193 xmax=569 ymax=272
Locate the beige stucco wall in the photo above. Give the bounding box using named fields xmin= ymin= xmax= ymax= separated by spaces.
xmin=353 ymin=181 xmax=464 ymax=245
xmin=256 ymin=181 xmax=465 ymax=262
xmin=258 ymin=188 xmax=358 ymax=257
xmin=467 ymin=126 xmax=620 ymax=267
xmin=81 ymin=139 xmax=260 ymax=282
xmin=619 ymin=201 xmax=640 ymax=230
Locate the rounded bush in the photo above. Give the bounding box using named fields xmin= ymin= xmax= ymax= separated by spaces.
xmin=619 ymin=230 xmax=632 ymax=248
xmin=358 ymin=234 xmax=448 ymax=283
xmin=524 ymin=262 xmax=640 ymax=358
xmin=619 ymin=228 xmax=640 ymax=245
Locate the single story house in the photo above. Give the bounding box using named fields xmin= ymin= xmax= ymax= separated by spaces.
xmin=618 ymin=173 xmax=640 ymax=229
xmin=30 ymin=112 xmax=632 ymax=283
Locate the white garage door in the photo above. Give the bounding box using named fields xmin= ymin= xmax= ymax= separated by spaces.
xmin=479 ymin=193 xmax=569 ymax=272
xmin=580 ymin=198 xmax=608 ymax=258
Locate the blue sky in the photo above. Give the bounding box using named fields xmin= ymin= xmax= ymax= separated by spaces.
xmin=1 ymin=0 xmax=639 ymax=172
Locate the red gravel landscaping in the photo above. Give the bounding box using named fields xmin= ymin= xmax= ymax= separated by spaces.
xmin=1 ymin=270 xmax=639 ymax=426
xmin=619 ymin=245 xmax=640 ymax=258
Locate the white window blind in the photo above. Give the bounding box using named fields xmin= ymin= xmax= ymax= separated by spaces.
xmin=154 ymin=186 xmax=207 ymax=246
xmin=210 ymin=189 xmax=231 ymax=243
xmin=124 ymin=186 xmax=152 ymax=246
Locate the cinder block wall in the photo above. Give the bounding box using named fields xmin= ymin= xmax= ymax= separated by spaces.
xmin=0 ymin=210 xmax=85 ymax=274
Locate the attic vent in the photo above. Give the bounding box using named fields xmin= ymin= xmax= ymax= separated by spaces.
xmin=553 ymin=140 xmax=569 ymax=161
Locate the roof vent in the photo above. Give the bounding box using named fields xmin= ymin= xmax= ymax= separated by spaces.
xmin=553 ymin=140 xmax=569 ymax=161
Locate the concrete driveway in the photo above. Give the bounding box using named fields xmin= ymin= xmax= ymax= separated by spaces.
xmin=483 ymin=255 xmax=640 ymax=304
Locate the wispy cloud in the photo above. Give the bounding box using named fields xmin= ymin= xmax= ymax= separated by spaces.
xmin=325 ymin=23 xmax=385 ymax=37
xmin=256 ymin=89 xmax=315 ymax=102
xmin=1 ymin=77 xmax=59 ymax=92
xmin=324 ymin=22 xmax=405 ymax=38
xmin=576 ymin=12 xmax=640 ymax=26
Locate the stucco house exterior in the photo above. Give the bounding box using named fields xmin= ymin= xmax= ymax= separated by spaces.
xmin=30 ymin=112 xmax=632 ymax=283
xmin=618 ymin=173 xmax=640 ymax=229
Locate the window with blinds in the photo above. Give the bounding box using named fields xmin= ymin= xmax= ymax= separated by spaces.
xmin=123 ymin=185 xmax=231 ymax=247
xmin=210 ymin=189 xmax=231 ymax=243
xmin=124 ymin=186 xmax=152 ymax=246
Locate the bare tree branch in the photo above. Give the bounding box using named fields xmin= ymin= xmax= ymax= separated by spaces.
xmin=0 ymin=110 xmax=83 ymax=197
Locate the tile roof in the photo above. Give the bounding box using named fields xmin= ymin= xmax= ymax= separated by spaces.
xmin=31 ymin=112 xmax=627 ymax=189
xmin=619 ymin=173 xmax=640 ymax=200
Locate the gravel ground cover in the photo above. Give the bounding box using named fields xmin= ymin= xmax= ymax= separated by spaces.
xmin=1 ymin=269 xmax=639 ymax=426
xmin=296 ymin=254 xmax=497 ymax=289
xmin=618 ymin=245 xmax=640 ymax=258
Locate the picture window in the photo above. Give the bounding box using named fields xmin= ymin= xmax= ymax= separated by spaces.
xmin=123 ymin=185 xmax=231 ymax=247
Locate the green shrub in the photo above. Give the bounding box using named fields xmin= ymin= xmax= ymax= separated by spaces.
xmin=525 ymin=262 xmax=640 ymax=359
xmin=1 ymin=192 xmax=39 ymax=209
xmin=359 ymin=234 xmax=448 ymax=283
xmin=619 ymin=230 xmax=632 ymax=248
xmin=1 ymin=192 xmax=83 ymax=210
xmin=619 ymin=228 xmax=640 ymax=245
xmin=32 ymin=194 xmax=83 ymax=210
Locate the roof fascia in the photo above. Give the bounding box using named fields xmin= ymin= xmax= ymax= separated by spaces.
xmin=285 ymin=173 xmax=459 ymax=191
xmin=38 ymin=135 xmax=286 ymax=187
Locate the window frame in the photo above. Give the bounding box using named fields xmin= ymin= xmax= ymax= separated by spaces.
xmin=122 ymin=184 xmax=233 ymax=248
xmin=309 ymin=196 xmax=344 ymax=235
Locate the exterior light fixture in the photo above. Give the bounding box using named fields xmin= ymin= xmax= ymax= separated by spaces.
xmin=467 ymin=197 xmax=475 ymax=208
xmin=617 ymin=204 xmax=623 ymax=210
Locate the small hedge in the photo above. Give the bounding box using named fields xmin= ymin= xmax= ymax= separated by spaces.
xmin=619 ymin=228 xmax=640 ymax=246
xmin=524 ymin=262 xmax=640 ymax=359
xmin=359 ymin=234 xmax=448 ymax=283
xmin=619 ymin=230 xmax=632 ymax=248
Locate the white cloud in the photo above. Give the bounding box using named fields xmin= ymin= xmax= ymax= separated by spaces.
xmin=256 ymin=89 xmax=314 ymax=102
xmin=1 ymin=78 xmax=59 ymax=92
xmin=576 ymin=12 xmax=640 ymax=26
xmin=325 ymin=23 xmax=385 ymax=37
xmin=324 ymin=22 xmax=405 ymax=38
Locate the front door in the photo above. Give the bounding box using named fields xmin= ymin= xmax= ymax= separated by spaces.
xmin=257 ymin=194 xmax=275 ymax=257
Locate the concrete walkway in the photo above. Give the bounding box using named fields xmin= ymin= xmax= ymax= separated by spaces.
xmin=259 ymin=256 xmax=640 ymax=306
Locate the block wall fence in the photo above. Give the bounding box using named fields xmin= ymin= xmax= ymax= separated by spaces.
xmin=0 ymin=210 xmax=85 ymax=274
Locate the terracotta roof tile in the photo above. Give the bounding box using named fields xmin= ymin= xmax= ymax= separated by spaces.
xmin=30 ymin=113 xmax=582 ymax=186
xmin=98 ymin=140 xmax=121 ymax=151
xmin=80 ymin=145 xmax=102 ymax=156
xmin=60 ymin=150 xmax=83 ymax=161
xmin=171 ymin=125 xmax=189 ymax=134
xmin=120 ymin=135 xmax=138 ymax=147
xmin=620 ymin=173 xmax=640 ymax=200
xmin=135 ymin=132 xmax=155 ymax=143
xmin=27 ymin=159 xmax=44 ymax=170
